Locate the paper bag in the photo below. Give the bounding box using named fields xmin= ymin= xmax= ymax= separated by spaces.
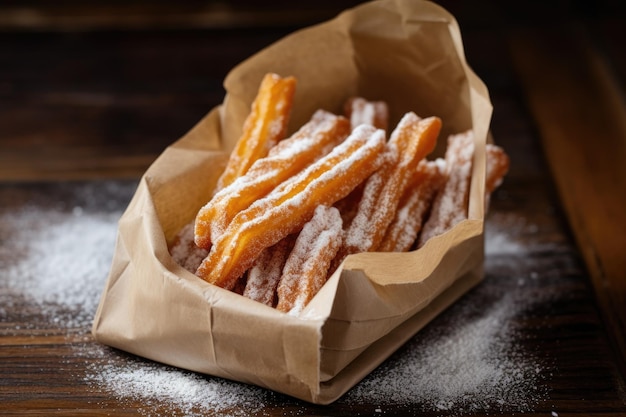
xmin=92 ymin=0 xmax=492 ymax=404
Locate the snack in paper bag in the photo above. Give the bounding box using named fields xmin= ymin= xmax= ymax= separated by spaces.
xmin=92 ymin=0 xmax=507 ymax=405
xmin=175 ymin=73 xmax=507 ymax=315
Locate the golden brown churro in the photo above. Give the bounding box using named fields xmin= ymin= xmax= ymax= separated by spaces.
xmin=194 ymin=110 xmax=350 ymax=248
xmin=276 ymin=205 xmax=343 ymax=315
xmin=168 ymin=73 xmax=510 ymax=315
xmin=337 ymin=113 xmax=441 ymax=262
xmin=215 ymin=73 xmax=296 ymax=193
xmin=418 ymin=131 xmax=474 ymax=246
xmin=243 ymin=235 xmax=296 ymax=307
xmin=378 ymin=159 xmax=446 ymax=252
xmin=195 ymin=124 xmax=386 ymax=290
xmin=344 ymin=96 xmax=389 ymax=131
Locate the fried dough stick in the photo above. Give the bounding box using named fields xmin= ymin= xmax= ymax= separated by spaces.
xmin=417 ymin=131 xmax=475 ymax=246
xmin=243 ymin=235 xmax=296 ymax=307
xmin=344 ymin=96 xmax=389 ymax=131
xmin=168 ymin=222 xmax=209 ymax=273
xmin=417 ymin=133 xmax=511 ymax=247
xmin=333 ymin=97 xmax=390 ymax=226
xmin=170 ymin=73 xmax=295 ymax=267
xmin=276 ymin=205 xmax=343 ymax=315
xmin=196 ymin=124 xmax=386 ymax=290
xmin=377 ymin=159 xmax=446 ymax=252
xmin=485 ymin=144 xmax=510 ymax=195
xmin=336 ymin=113 xmax=441 ymax=264
xmin=215 ymin=73 xmax=297 ymax=193
xmin=195 ymin=110 xmax=350 ymax=248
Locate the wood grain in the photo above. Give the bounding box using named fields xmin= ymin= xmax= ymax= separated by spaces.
xmin=0 ymin=0 xmax=366 ymax=31
xmin=509 ymin=23 xmax=626 ymax=374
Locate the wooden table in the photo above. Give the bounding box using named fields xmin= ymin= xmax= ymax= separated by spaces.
xmin=1 ymin=1 xmax=625 ymax=415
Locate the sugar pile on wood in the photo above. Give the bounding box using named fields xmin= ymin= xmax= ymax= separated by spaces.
xmin=342 ymin=289 xmax=544 ymax=413
xmin=81 ymin=343 xmax=269 ymax=417
xmin=1 ymin=206 xmax=120 ymax=329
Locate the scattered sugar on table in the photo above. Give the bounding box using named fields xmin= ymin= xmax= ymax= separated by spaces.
xmin=0 ymin=182 xmax=552 ymax=415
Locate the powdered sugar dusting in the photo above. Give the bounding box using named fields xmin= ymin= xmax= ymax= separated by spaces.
xmin=419 ymin=131 xmax=474 ymax=246
xmin=85 ymin=349 xmax=268 ymax=417
xmin=276 ymin=205 xmax=343 ymax=315
xmin=243 ymin=235 xmax=294 ymax=306
xmin=1 ymin=180 xmax=550 ymax=415
xmin=343 ymin=293 xmax=542 ymax=413
xmin=347 ymin=97 xmax=389 ymax=131
xmin=342 ymin=211 xmax=549 ymax=414
xmin=1 ymin=204 xmax=121 ymax=329
xmin=170 ymin=222 xmax=209 ymax=273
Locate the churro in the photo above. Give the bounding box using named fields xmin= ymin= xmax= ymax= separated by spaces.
xmin=194 ymin=110 xmax=350 ymax=248
xmin=195 ymin=124 xmax=386 ymax=290
xmin=418 ymin=130 xmax=474 ymax=247
xmin=485 ymin=144 xmax=510 ymax=194
xmin=168 ymin=222 xmax=209 ymax=273
xmin=344 ymin=97 xmax=389 ymax=131
xmin=378 ymin=159 xmax=446 ymax=252
xmin=214 ymin=73 xmax=296 ymax=193
xmin=337 ymin=112 xmax=441 ymax=262
xmin=243 ymin=235 xmax=296 ymax=307
xmin=276 ymin=205 xmax=343 ymax=315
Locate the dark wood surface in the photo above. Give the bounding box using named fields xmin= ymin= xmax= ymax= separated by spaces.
xmin=1 ymin=1 xmax=625 ymax=415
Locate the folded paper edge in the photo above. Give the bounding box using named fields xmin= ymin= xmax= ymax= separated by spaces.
xmin=315 ymin=263 xmax=484 ymax=404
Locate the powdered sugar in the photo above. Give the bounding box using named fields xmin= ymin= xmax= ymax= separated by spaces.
xmin=276 ymin=205 xmax=343 ymax=315
xmin=419 ymin=130 xmax=474 ymax=246
xmin=169 ymin=222 xmax=209 ymax=273
xmin=1 ymin=204 xmax=121 ymax=329
xmin=343 ymin=290 xmax=543 ymax=414
xmin=341 ymin=212 xmax=549 ymax=414
xmin=347 ymin=97 xmax=389 ymax=131
xmin=1 ymin=180 xmax=550 ymax=415
xmin=243 ymin=235 xmax=294 ymax=306
xmin=84 ymin=347 xmax=268 ymax=417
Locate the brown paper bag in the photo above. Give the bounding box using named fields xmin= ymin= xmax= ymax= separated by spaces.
xmin=92 ymin=0 xmax=492 ymax=404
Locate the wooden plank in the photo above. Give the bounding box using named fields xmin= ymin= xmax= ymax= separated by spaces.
xmin=0 ymin=30 xmax=285 ymax=181
xmin=509 ymin=23 xmax=626 ymax=374
xmin=0 ymin=1 xmax=366 ymax=31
